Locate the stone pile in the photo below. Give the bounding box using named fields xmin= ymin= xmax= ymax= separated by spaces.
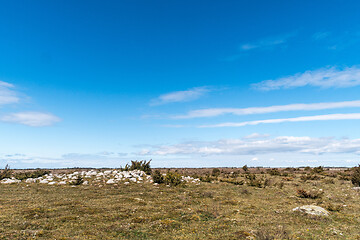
xmin=0 ymin=169 xmax=151 ymax=185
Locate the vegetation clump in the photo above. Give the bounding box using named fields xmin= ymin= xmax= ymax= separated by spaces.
xmin=0 ymin=164 xmax=12 ymax=180
xmin=211 ymin=168 xmax=220 ymax=177
xmin=296 ymin=189 xmax=323 ymax=199
xmin=70 ymin=176 xmax=84 ymax=185
xmin=152 ymin=170 xmax=164 ymax=184
xmin=267 ymin=168 xmax=280 ymax=176
xmin=121 ymin=160 xmax=152 ymax=175
xmin=164 ymin=171 xmax=182 ymax=186
xmin=13 ymin=169 xmax=50 ymax=180
xmin=351 ymin=165 xmax=360 ymax=187
xmin=246 ymin=174 xmax=263 ymax=188
xmin=219 ymin=178 xmax=244 ymax=185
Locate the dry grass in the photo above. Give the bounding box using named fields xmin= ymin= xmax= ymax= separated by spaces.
xmin=0 ymin=168 xmax=360 ymax=239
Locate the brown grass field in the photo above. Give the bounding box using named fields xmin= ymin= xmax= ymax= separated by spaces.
xmin=0 ymin=167 xmax=359 ymax=239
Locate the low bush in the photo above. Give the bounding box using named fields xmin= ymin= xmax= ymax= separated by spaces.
xmin=300 ymin=174 xmax=321 ymax=181
xmin=351 ymin=165 xmax=360 ymax=187
xmin=200 ymin=175 xmax=214 ymax=183
xmin=13 ymin=169 xmax=50 ymax=180
xmin=267 ymin=168 xmax=280 ymax=176
xmin=70 ymin=176 xmax=84 ymax=185
xmin=121 ymin=160 xmax=152 ymax=175
xmin=296 ymin=189 xmax=323 ymax=199
xmin=164 ymin=171 xmax=182 ymax=186
xmin=219 ymin=178 xmax=244 ymax=185
xmin=0 ymin=164 xmax=12 ymax=180
xmin=246 ymin=174 xmax=262 ymax=188
xmin=211 ymin=168 xmax=220 ymax=177
xmin=312 ymin=166 xmax=324 ymax=174
xmin=152 ymin=170 xmax=164 ymax=184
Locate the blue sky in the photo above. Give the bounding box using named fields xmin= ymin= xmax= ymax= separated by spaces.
xmin=1 ymin=0 xmax=360 ymax=168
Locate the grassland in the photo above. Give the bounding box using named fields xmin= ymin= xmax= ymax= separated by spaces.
xmin=0 ymin=167 xmax=359 ymax=239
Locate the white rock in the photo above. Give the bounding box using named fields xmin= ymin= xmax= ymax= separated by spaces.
xmin=25 ymin=178 xmax=36 ymax=183
xmin=82 ymin=181 xmax=89 ymax=185
xmin=104 ymin=170 xmax=112 ymax=175
xmin=58 ymin=181 xmax=67 ymax=185
xmin=124 ymin=182 xmax=130 ymax=185
xmin=39 ymin=180 xmax=49 ymax=184
xmin=106 ymin=179 xmax=115 ymax=184
xmin=1 ymin=178 xmax=21 ymax=184
xmin=48 ymin=182 xmax=56 ymax=185
xmin=292 ymin=205 xmax=329 ymax=216
xmin=352 ymin=187 xmax=360 ymax=191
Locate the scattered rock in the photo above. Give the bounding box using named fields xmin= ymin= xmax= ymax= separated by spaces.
xmin=352 ymin=187 xmax=360 ymax=191
xmin=106 ymin=179 xmax=115 ymax=184
xmin=292 ymin=205 xmax=329 ymax=216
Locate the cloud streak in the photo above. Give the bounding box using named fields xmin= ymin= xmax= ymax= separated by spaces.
xmin=173 ymin=100 xmax=360 ymax=119
xmin=1 ymin=112 xmax=61 ymax=127
xmin=253 ymin=66 xmax=360 ymax=90
xmin=137 ymin=136 xmax=360 ymax=156
xmin=200 ymin=113 xmax=360 ymax=128
xmin=0 ymin=81 xmax=20 ymax=105
xmin=239 ymin=32 xmax=297 ymax=51
xmin=150 ymin=86 xmax=210 ymax=106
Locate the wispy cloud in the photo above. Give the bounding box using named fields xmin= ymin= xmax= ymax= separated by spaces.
xmin=253 ymin=66 xmax=360 ymax=90
xmin=0 ymin=80 xmax=61 ymax=127
xmin=239 ymin=32 xmax=296 ymax=51
xmin=312 ymin=31 xmax=331 ymax=40
xmin=200 ymin=113 xmax=360 ymax=128
xmin=222 ymin=31 xmax=297 ymax=61
xmin=312 ymin=31 xmax=360 ymax=50
xmin=173 ymin=100 xmax=360 ymax=119
xmin=1 ymin=112 xmax=61 ymax=127
xmin=0 ymin=81 xmax=20 ymax=105
xmin=137 ymin=136 xmax=360 ymax=156
xmin=150 ymin=86 xmax=210 ymax=106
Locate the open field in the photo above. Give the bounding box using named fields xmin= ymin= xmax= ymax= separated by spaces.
xmin=0 ymin=167 xmax=360 ymax=239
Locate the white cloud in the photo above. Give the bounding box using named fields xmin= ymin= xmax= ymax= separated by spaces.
xmin=1 ymin=112 xmax=61 ymax=127
xmin=312 ymin=31 xmax=331 ymax=40
xmin=253 ymin=66 xmax=360 ymax=90
xmin=137 ymin=136 xmax=360 ymax=156
xmin=239 ymin=32 xmax=296 ymax=51
xmin=0 ymin=81 xmax=19 ymax=105
xmin=243 ymin=133 xmax=270 ymax=139
xmin=200 ymin=113 xmax=360 ymax=128
xmin=173 ymin=100 xmax=360 ymax=119
xmin=150 ymin=87 xmax=210 ymax=106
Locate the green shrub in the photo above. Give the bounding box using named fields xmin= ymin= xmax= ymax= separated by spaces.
xmin=300 ymin=174 xmax=321 ymax=181
xmin=200 ymin=175 xmax=213 ymax=183
xmin=0 ymin=164 xmax=12 ymax=180
xmin=242 ymin=165 xmax=249 ymax=173
xmin=246 ymin=174 xmax=262 ymax=188
xmin=152 ymin=170 xmax=164 ymax=184
xmin=267 ymin=168 xmax=280 ymax=176
xmin=164 ymin=171 xmax=182 ymax=186
xmin=312 ymin=166 xmax=324 ymax=174
xmin=351 ymin=165 xmax=360 ymax=187
xmin=70 ymin=176 xmax=84 ymax=185
xmin=296 ymin=189 xmax=323 ymax=199
xmin=13 ymin=169 xmax=50 ymax=180
xmin=211 ymin=168 xmax=220 ymax=177
xmin=121 ymin=160 xmax=152 ymax=175
xmin=220 ymin=178 xmax=244 ymax=185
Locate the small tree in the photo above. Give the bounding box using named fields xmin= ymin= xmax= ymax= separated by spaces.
xmin=211 ymin=168 xmax=220 ymax=177
xmin=0 ymin=164 xmax=12 ymax=180
xmin=152 ymin=170 xmax=164 ymax=184
xmin=351 ymin=165 xmax=360 ymax=187
xmin=242 ymin=165 xmax=249 ymax=173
